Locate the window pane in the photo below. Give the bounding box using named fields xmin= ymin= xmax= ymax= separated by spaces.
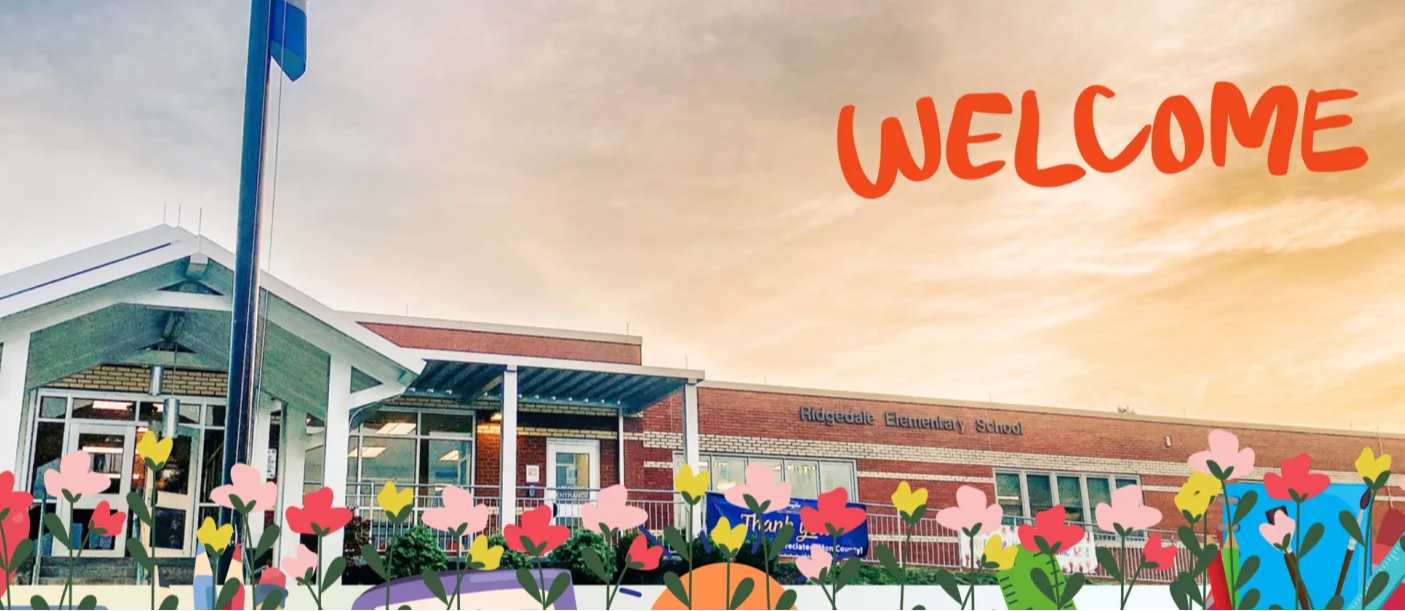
xmin=1027 ymin=474 xmax=1054 ymax=515
xmin=30 ymin=422 xmax=65 ymax=498
xmin=179 ymin=405 xmax=202 ymax=426
xmin=423 ymin=439 xmax=472 ymax=487
xmin=1057 ymin=476 xmax=1085 ymax=523
xmin=359 ymin=437 xmax=417 ymax=484
xmin=200 ymin=429 xmax=224 ymax=501
xmin=304 ymin=441 xmax=325 ymax=485
xmin=819 ymin=462 xmax=853 ymax=498
xmin=71 ymin=399 xmax=135 ymax=421
xmin=996 ymin=472 xmax=1023 ymax=524
xmin=206 ymin=405 xmax=226 ymax=427
xmin=786 ymin=460 xmax=819 ymax=500
xmin=750 ymin=458 xmax=783 ymax=485
xmin=39 ymin=396 xmax=67 ymax=418
xmin=711 ymin=457 xmax=746 ymax=492
xmin=1116 ymin=478 xmax=1138 ymax=490
xmin=422 ymin=412 xmax=474 ymax=436
xmin=346 ymin=438 xmax=360 ymax=481
xmin=1087 ymin=478 xmax=1112 ymax=513
xmin=360 ymin=412 xmax=417 ymax=436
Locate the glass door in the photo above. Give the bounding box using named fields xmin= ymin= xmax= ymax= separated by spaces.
xmin=545 ymin=439 xmax=599 ymax=526
xmin=141 ymin=422 xmax=199 ymax=558
xmin=60 ymin=423 xmax=135 ymax=558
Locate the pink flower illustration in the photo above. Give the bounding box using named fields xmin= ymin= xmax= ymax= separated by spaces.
xmin=1094 ymin=485 xmax=1162 ymax=534
xmin=281 ymin=544 xmax=319 ymax=582
xmin=580 ymin=484 xmax=648 ymax=534
xmin=1260 ymin=514 xmax=1295 ymax=551
xmin=936 ymin=485 xmax=1003 ymax=536
xmin=795 ymin=544 xmax=832 ymax=580
xmin=1188 ymin=430 xmax=1256 ymax=481
xmin=423 ymin=485 xmax=490 ymax=535
xmin=210 ymin=464 xmax=279 ymax=514
xmin=1264 ymin=453 xmax=1331 ymax=503
xmin=724 ymin=464 xmax=793 ymax=514
xmin=44 ymin=451 xmax=110 ymax=500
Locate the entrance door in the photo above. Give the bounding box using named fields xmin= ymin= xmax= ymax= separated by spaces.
xmin=144 ymin=423 xmax=199 ymax=558
xmin=61 ymin=423 xmax=135 ymax=557
xmin=545 ymin=439 xmax=600 ymax=526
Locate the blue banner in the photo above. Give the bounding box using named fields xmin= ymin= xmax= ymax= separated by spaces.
xmin=704 ymin=491 xmax=870 ymax=560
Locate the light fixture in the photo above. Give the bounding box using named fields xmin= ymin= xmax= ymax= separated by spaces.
xmin=376 ymin=422 xmax=416 ymax=436
xmin=439 ymin=450 xmax=461 ymax=462
xmin=83 ymin=446 xmax=124 ymax=455
xmin=348 ymin=446 xmax=387 ymax=459
xmin=93 ymin=401 xmax=132 ymax=411
xmin=490 ymin=413 xmax=502 ymax=422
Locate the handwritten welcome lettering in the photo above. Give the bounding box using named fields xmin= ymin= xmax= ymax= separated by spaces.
xmin=837 ymin=82 xmax=1368 ymax=197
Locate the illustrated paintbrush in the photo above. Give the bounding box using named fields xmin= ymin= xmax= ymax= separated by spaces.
xmin=1336 ymin=490 xmax=1371 ymax=599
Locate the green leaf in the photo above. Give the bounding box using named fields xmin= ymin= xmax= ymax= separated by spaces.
xmin=255 ymin=525 xmax=281 ymax=561
xmin=423 ymin=570 xmax=449 ymax=604
xmin=1299 ymin=522 xmax=1325 ymax=559
xmin=1374 ymin=471 xmax=1392 ymax=490
xmin=1233 ymin=490 xmax=1258 ymax=525
xmin=663 ymin=526 xmax=692 ymax=562
xmin=545 ymin=572 xmax=571 ymax=607
xmin=160 ymin=594 xmax=181 ymax=610
xmin=43 ymin=513 xmax=70 ymax=548
xmin=663 ymin=571 xmax=691 ymax=608
xmin=362 ymin=543 xmax=388 ymax=579
xmin=515 ymin=568 xmax=542 ymax=605
xmin=321 ymin=556 xmax=347 ymax=593
xmin=876 ymin=544 xmax=903 ymax=581
xmin=1169 ymin=577 xmax=1191 ymax=610
xmin=1340 ymin=511 xmax=1366 ymax=547
xmin=259 ymin=589 xmax=285 ymax=611
xmin=126 ymin=538 xmax=154 ymax=570
xmin=775 ymin=588 xmax=797 ymax=610
xmin=582 ymin=547 xmax=611 ymax=582
xmin=1177 ymin=525 xmax=1200 ymax=553
xmin=9 ymin=538 xmax=32 ymax=572
xmin=1239 ymin=589 xmax=1260 ymax=611
xmin=1061 ymin=572 xmax=1085 ymax=606
xmin=933 ymin=569 xmax=962 ymax=604
xmin=1030 ymin=566 xmax=1057 ymax=605
xmin=770 ymin=523 xmax=795 ymax=560
xmin=1096 ymin=546 xmax=1122 ymax=583
xmin=1236 ymin=555 xmax=1259 ymax=591
xmin=126 ymin=491 xmax=152 ymax=526
xmin=835 ymin=557 xmax=861 ymax=592
xmin=30 ymin=595 xmax=50 ymax=610
xmin=216 ymin=578 xmax=240 ymax=611
xmin=77 ymin=595 xmax=98 ymax=610
xmin=1366 ymin=570 xmax=1391 ymax=606
xmin=730 ymin=577 xmax=755 ymax=609
xmin=909 ymin=503 xmax=929 ymax=523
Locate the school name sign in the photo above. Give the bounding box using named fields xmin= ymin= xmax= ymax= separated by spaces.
xmin=797 ymin=406 xmax=1023 ymax=435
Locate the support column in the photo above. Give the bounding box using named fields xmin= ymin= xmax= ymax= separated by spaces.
xmin=321 ymin=360 xmax=352 ymax=565
xmin=247 ymin=397 xmax=277 ymax=543
xmin=499 ymin=366 xmax=519 ymax=526
xmin=277 ymin=404 xmax=309 ymax=565
xmin=617 ymin=410 xmax=626 ymax=487
xmin=682 ymin=381 xmax=702 ymax=534
xmin=0 ymin=333 xmax=32 ymax=476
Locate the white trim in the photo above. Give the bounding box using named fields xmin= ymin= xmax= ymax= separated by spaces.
xmin=0 ymin=333 xmax=31 ymax=474
xmin=122 ymin=291 xmax=230 ymax=313
xmin=411 ymin=348 xmax=703 ymax=381
xmin=348 ymin=312 xmax=643 ymax=346
xmin=321 ymin=358 xmax=353 ymax=564
xmin=500 ymin=367 xmax=519 ymax=527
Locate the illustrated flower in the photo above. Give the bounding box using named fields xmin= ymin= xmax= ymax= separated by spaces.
xmin=1264 ymin=453 xmax=1331 ymax=503
xmin=580 ymin=484 xmax=648 ymax=534
xmin=1018 ymin=506 xmax=1085 ymax=555
xmin=1174 ymin=471 xmax=1223 ymax=521
xmin=936 ymin=485 xmax=1003 ymax=537
xmin=468 ymin=534 xmax=503 ymax=571
xmin=0 ymin=471 xmax=34 ymax=521
xmin=504 ymin=505 xmax=570 ymax=557
xmin=1357 ymin=448 xmax=1392 ymax=488
xmin=281 ymin=544 xmax=319 ymax=582
xmin=1188 ymin=429 xmax=1256 ymax=481
xmin=136 ymin=430 xmax=174 ymax=469
xmin=376 ymin=481 xmax=414 ymax=523
xmin=625 ymin=533 xmax=663 ymax=571
xmin=891 ymin=481 xmax=928 ymax=521
xmin=724 ymin=463 xmax=792 ymax=515
xmin=710 ymin=516 xmax=748 ymax=553
xmin=88 ymin=500 xmax=126 ymax=537
xmin=196 ymin=517 xmax=234 ymax=555
xmin=284 ymin=487 xmax=352 ymax=537
xmin=210 ymin=463 xmax=279 ymax=514
xmin=0 ymin=509 xmax=29 ymax=601
xmin=1095 ymin=485 xmax=1162 ymax=535
xmin=44 ymin=451 xmax=110 ymax=501
xmin=674 ymin=465 xmax=710 ymax=503
xmin=801 ymin=487 xmax=868 ymax=537
xmin=1260 ymin=513 xmax=1295 ymax=551
xmin=423 ymin=485 xmax=490 ymax=535
xmin=1142 ymin=534 xmax=1178 ymax=570
xmin=795 ymin=544 xmax=832 ymax=580
xmin=981 ymin=533 xmax=1019 ymax=570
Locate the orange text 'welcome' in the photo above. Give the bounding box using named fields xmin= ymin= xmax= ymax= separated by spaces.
xmin=836 ymin=82 xmax=1367 ymax=197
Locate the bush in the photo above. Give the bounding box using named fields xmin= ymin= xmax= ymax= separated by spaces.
xmin=343 ymin=516 xmax=371 ymax=560
xmin=385 ymin=525 xmax=448 ymax=580
xmin=547 ymin=529 xmax=616 ymax=584
xmin=483 ymin=533 xmax=534 ymax=570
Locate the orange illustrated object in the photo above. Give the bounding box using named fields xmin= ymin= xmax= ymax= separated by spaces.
xmin=651 ymin=563 xmax=795 ymax=610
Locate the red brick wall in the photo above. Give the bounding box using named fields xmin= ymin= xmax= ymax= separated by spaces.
xmin=361 ymin=323 xmax=642 ymax=365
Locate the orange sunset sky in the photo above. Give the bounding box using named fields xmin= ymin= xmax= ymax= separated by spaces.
xmin=1 ymin=1 xmax=1403 ymax=431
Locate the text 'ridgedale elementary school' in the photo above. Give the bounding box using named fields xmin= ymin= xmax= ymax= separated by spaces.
xmin=797 ymin=406 xmax=1023 ymax=435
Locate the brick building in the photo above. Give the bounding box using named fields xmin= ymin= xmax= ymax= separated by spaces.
xmin=1 ymin=225 xmax=1398 ymax=582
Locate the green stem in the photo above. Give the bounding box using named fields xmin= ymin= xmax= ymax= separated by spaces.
xmin=0 ymin=511 xmax=13 ymax=611
xmin=828 ymin=534 xmax=839 ymax=611
xmin=314 ymin=534 xmax=324 ymax=610
xmin=385 ymin=537 xmax=393 ymax=611
xmin=899 ymin=523 xmax=911 ymax=611
xmin=1293 ymin=500 xmax=1303 ymax=611
xmin=1119 ymin=535 xmax=1127 ymax=610
xmin=965 ymin=535 xmax=977 ymax=610
xmin=687 ymin=504 xmax=695 ymax=611
xmin=1202 ymin=514 xmax=1211 ymax=610
xmin=1226 ymin=509 xmax=1239 ymax=610
xmin=150 ymin=481 xmax=158 ymax=609
xmin=1047 ymin=553 xmax=1066 ymax=610
xmin=1122 ymin=557 xmax=1145 ymax=609
xmin=726 ymin=559 xmax=733 ymax=611
xmin=536 ymin=560 xmax=548 ymax=611
xmin=449 ymin=529 xmax=464 ymax=610
xmin=1363 ymin=492 xmax=1375 ymax=602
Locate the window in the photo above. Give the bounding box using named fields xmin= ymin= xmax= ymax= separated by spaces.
xmin=995 ymin=473 xmax=1023 ymax=525
xmin=994 ymin=471 xmax=1141 ymax=526
xmin=334 ymin=410 xmax=476 ymax=506
xmin=677 ymin=453 xmax=857 ymax=499
xmin=1058 ymin=476 xmax=1085 ymax=523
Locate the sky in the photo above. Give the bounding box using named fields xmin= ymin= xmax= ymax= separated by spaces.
xmin=1 ymin=1 xmax=1404 ymax=431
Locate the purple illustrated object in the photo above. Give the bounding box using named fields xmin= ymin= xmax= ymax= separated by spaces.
xmin=351 ymin=568 xmax=577 ymax=610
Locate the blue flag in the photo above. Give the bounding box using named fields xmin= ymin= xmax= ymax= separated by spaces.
xmin=270 ymin=0 xmax=307 ymax=81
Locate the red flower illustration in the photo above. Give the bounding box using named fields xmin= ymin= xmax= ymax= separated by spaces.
xmin=284 ymin=487 xmax=352 ymax=536
xmin=1018 ymin=506 xmax=1085 ymax=555
xmin=626 ymin=534 xmax=663 ymax=571
xmin=800 ymin=488 xmax=868 ymax=537
xmin=89 ymin=500 xmax=126 ymax=537
xmin=1264 ymin=453 xmax=1331 ymax=502
xmin=0 ymin=472 xmax=32 ymax=521
xmin=504 ymin=505 xmax=570 ymax=557
xmin=0 ymin=508 xmax=30 ymax=601
xmin=1142 ymin=534 xmax=1177 ymax=570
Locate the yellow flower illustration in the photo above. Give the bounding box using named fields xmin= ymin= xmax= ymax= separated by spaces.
xmin=1356 ymin=448 xmax=1392 ymax=485
xmin=136 ymin=430 xmax=173 ymax=468
xmin=196 ymin=517 xmax=233 ymax=555
xmin=891 ymin=481 xmax=929 ymax=519
xmin=674 ymin=465 xmax=710 ymax=503
xmin=1175 ymin=471 xmax=1223 ymax=521
xmin=710 ymin=516 xmax=748 ymax=553
xmin=469 ymin=533 xmax=504 ymax=571
xmin=981 ymin=534 xmax=1018 ymax=570
xmin=377 ymin=481 xmax=414 ymax=522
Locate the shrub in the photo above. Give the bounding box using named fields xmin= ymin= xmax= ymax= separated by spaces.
xmin=483 ymin=533 xmax=534 ymax=570
xmin=547 ymin=529 xmax=616 ymax=584
xmin=343 ymin=516 xmax=371 ymax=560
xmin=385 ymin=525 xmax=448 ymax=580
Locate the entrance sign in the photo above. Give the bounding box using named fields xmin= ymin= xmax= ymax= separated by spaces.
xmin=704 ymin=492 xmax=870 ymax=559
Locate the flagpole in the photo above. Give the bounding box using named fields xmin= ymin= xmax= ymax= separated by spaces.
xmin=222 ymin=0 xmax=273 ymax=547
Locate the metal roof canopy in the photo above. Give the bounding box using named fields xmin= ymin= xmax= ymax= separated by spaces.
xmin=405 ymin=350 xmax=704 ymax=415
